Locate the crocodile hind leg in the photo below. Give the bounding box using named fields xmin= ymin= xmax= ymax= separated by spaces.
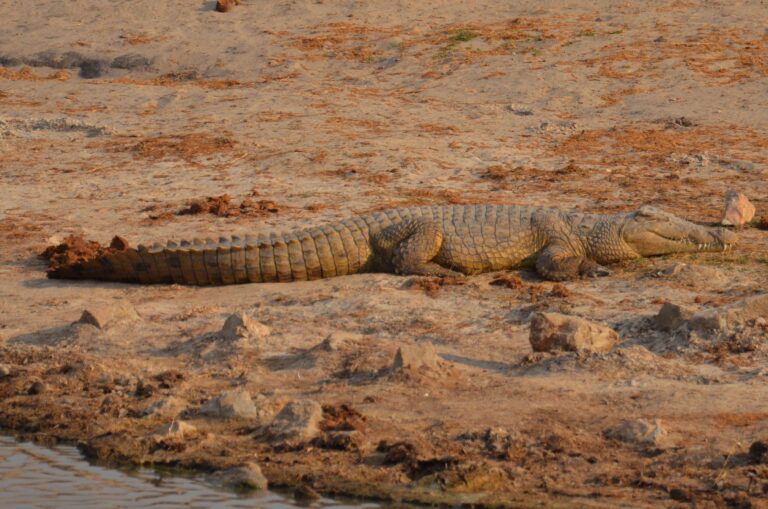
xmin=535 ymin=243 xmax=611 ymax=281
xmin=376 ymin=218 xmax=463 ymax=277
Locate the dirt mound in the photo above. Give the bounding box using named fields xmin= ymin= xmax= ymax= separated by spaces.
xmin=177 ymin=195 xmax=281 ymax=218
xmin=40 ymin=235 xmax=123 ymax=273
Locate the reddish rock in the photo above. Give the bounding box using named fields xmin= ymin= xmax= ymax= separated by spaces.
xmin=215 ymin=0 xmax=240 ymax=12
xmin=721 ymin=191 xmax=755 ymax=226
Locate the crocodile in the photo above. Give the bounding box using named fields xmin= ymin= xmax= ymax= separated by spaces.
xmin=48 ymin=204 xmax=737 ymax=284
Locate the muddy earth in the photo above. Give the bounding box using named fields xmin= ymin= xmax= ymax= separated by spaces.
xmin=2 ymin=1 xmax=768 ymax=507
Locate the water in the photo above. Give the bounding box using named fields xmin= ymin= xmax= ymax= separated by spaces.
xmin=0 ymin=435 xmax=380 ymax=509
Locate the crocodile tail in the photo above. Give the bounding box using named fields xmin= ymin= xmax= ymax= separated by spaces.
xmin=47 ymin=221 xmax=372 ymax=285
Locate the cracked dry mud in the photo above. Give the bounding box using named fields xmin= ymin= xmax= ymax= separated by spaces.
xmin=1 ymin=1 xmax=768 ymax=507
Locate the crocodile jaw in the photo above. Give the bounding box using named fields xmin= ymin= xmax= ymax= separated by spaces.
xmin=621 ymin=206 xmax=738 ymax=257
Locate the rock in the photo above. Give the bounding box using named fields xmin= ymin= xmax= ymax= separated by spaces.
xmin=143 ymin=396 xmax=187 ymax=418
xmin=605 ymin=419 xmax=668 ymax=446
xmin=79 ymin=302 xmax=139 ymax=330
xmin=152 ymin=420 xmax=197 ymax=440
xmin=200 ymin=388 xmax=257 ymax=419
xmin=313 ymin=430 xmax=364 ymax=451
xmin=721 ymin=191 xmax=755 ymax=226
xmin=729 ymin=293 xmax=768 ymax=322
xmin=654 ymin=302 xmax=695 ymax=331
xmin=215 ymin=0 xmax=240 ymax=13
xmin=392 ymin=343 xmax=440 ymax=370
xmin=749 ymin=440 xmax=768 ymax=464
xmin=220 ymin=312 xmax=270 ymax=342
xmin=687 ymin=294 xmax=768 ymax=336
xmin=529 ymin=312 xmax=618 ymax=353
xmin=27 ymin=381 xmax=46 ymax=395
xmin=688 ymin=308 xmax=730 ymax=334
xmin=210 ymin=463 xmax=268 ymax=491
xmin=265 ymin=400 xmax=322 ymax=442
xmin=78 ymin=59 xmax=110 ymax=79
xmin=314 ymin=332 xmax=362 ymax=352
xmin=656 ymin=263 xmax=728 ymax=287
xmin=294 ymin=484 xmax=321 ymax=503
xmin=0 ymin=364 xmax=10 ymax=378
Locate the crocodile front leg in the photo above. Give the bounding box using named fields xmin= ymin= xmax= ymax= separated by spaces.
xmin=374 ymin=218 xmax=463 ymax=277
xmin=535 ymin=243 xmax=611 ymax=281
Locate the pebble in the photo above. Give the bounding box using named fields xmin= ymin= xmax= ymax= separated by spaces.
xmin=721 ymin=191 xmax=755 ymax=226
xmin=529 ymin=312 xmax=618 ymax=353
xmin=314 ymin=332 xmax=362 ymax=352
xmin=0 ymin=364 xmax=10 ymax=378
xmin=220 ymin=312 xmax=270 ymax=342
xmin=653 ymin=302 xmax=695 ymax=332
xmin=215 ymin=0 xmax=240 ymax=13
xmin=27 ymin=381 xmax=46 ymax=395
xmin=79 ymin=302 xmax=139 ymax=330
xmin=605 ymin=419 xmax=668 ymax=447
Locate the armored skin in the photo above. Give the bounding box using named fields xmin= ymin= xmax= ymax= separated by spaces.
xmin=48 ymin=204 xmax=737 ymax=284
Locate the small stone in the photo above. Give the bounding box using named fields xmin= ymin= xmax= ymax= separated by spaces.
xmin=529 ymin=312 xmax=618 ymax=353
xmin=294 ymin=485 xmax=321 ymax=503
xmin=314 ymin=332 xmax=362 ymax=352
xmin=266 ymin=400 xmax=323 ymax=442
xmin=0 ymin=365 xmax=10 ymax=378
xmin=215 ymin=0 xmax=240 ymax=12
xmin=392 ymin=343 xmax=440 ymax=370
xmin=653 ymin=302 xmax=695 ymax=331
xmin=721 ymin=191 xmax=755 ymax=226
xmin=210 ymin=463 xmax=268 ymax=491
xmin=200 ymin=388 xmax=257 ymax=419
xmin=313 ymin=430 xmax=364 ymax=451
xmin=143 ymin=396 xmax=187 ymax=418
xmin=152 ymin=420 xmax=197 ymax=440
xmin=109 ymin=235 xmax=130 ymax=250
xmin=749 ymin=440 xmax=768 ymax=464
xmin=669 ymin=486 xmax=695 ymax=502
xmin=688 ymin=309 xmax=730 ymax=334
xmin=605 ymin=419 xmax=668 ymax=446
xmin=79 ymin=302 xmax=139 ymax=330
xmin=220 ymin=312 xmax=270 ymax=342
xmin=27 ymin=381 xmax=46 ymax=395
xmin=79 ymin=59 xmax=110 ymax=79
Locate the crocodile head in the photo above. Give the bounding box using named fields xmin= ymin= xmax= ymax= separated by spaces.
xmin=621 ymin=205 xmax=737 ymax=257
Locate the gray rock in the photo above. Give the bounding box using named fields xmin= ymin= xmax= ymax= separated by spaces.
xmin=605 ymin=419 xmax=668 ymax=447
xmin=111 ymin=53 xmax=153 ymax=71
xmin=209 ymin=463 xmax=268 ymax=491
xmin=220 ymin=312 xmax=270 ymax=342
xmin=689 ymin=308 xmax=730 ymax=334
xmin=265 ymin=400 xmax=322 ymax=442
xmin=200 ymin=388 xmax=257 ymax=419
xmin=392 ymin=343 xmax=440 ymax=370
xmin=529 ymin=312 xmax=618 ymax=353
xmin=654 ymin=302 xmax=695 ymax=332
xmin=79 ymin=302 xmax=139 ymax=330
xmin=79 ymin=59 xmax=110 ymax=79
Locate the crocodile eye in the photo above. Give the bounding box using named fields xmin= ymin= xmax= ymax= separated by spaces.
xmin=636 ymin=206 xmax=657 ymax=218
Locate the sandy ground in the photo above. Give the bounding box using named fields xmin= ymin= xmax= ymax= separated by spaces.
xmin=2 ymin=0 xmax=768 ymax=506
